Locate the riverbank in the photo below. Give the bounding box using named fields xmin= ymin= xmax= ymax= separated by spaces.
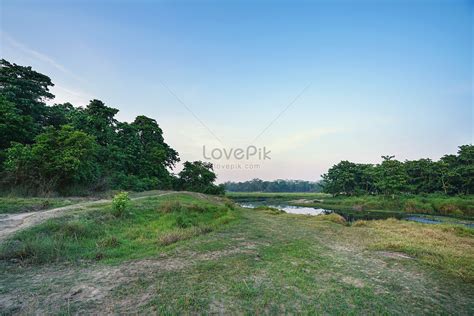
xmin=227 ymin=192 xmax=474 ymax=218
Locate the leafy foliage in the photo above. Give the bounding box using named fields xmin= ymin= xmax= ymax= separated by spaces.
xmin=176 ymin=161 xmax=224 ymax=195
xmin=322 ymin=146 xmax=474 ymax=196
xmin=112 ymin=192 xmax=131 ymax=217
xmin=0 ymin=60 xmax=221 ymax=195
xmin=224 ymin=178 xmax=322 ymax=192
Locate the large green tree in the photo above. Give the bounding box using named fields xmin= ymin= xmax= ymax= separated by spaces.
xmin=0 ymin=96 xmax=35 ymax=150
xmin=3 ymin=125 xmax=99 ymax=195
xmin=0 ymin=59 xmax=54 ymax=124
xmin=374 ymin=156 xmax=407 ymax=198
xmin=177 ymin=161 xmax=223 ymax=195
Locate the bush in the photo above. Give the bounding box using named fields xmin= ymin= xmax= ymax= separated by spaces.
xmin=112 ymin=192 xmax=130 ymax=217
xmin=403 ymin=199 xmax=434 ymax=214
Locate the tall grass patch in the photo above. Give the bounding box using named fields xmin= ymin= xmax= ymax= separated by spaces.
xmin=0 ymin=193 xmax=237 ymax=264
xmin=355 ymin=219 xmax=474 ymax=282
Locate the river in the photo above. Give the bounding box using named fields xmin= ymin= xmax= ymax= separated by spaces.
xmin=238 ymin=200 xmax=474 ymax=228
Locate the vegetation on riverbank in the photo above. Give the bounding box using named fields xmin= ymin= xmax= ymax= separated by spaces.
xmin=294 ymin=194 xmax=474 ymax=218
xmin=224 ymin=179 xmax=322 ymax=193
xmin=226 ymin=191 xmax=330 ymax=200
xmin=229 ymin=192 xmax=474 ymax=218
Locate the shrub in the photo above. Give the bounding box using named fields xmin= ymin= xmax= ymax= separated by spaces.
xmin=437 ymin=203 xmax=464 ymax=216
xmin=112 ymin=192 xmax=130 ymax=217
xmin=403 ymin=199 xmax=434 ymax=214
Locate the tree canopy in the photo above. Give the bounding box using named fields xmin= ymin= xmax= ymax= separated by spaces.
xmin=322 ymin=146 xmax=474 ymax=197
xmin=224 ymin=179 xmax=322 ymax=192
xmin=0 ymin=60 xmax=221 ymax=195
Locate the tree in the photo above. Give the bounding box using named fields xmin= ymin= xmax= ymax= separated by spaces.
xmin=0 ymin=60 xmax=185 ymax=195
xmin=322 ymin=161 xmax=358 ymax=195
xmin=456 ymin=145 xmax=474 ymax=194
xmin=177 ymin=161 xmax=223 ymax=195
xmin=77 ymin=99 xmax=119 ymax=146
xmin=374 ymin=156 xmax=407 ymax=198
xmin=0 ymin=96 xmax=35 ymax=150
xmin=404 ymin=158 xmax=440 ymax=194
xmin=43 ymin=102 xmax=76 ymax=128
xmin=0 ymin=59 xmax=54 ymax=126
xmin=224 ymin=179 xmax=322 ymax=192
xmin=3 ymin=125 xmax=99 ymax=195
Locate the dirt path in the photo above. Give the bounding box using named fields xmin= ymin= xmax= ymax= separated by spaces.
xmin=0 ymin=192 xmax=175 ymax=243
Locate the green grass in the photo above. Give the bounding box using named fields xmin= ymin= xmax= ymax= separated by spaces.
xmin=0 ymin=193 xmax=237 ymax=264
xmin=0 ymin=192 xmax=473 ymax=314
xmin=0 ymin=196 xmax=88 ymax=214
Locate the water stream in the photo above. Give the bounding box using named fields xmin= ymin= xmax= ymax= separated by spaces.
xmin=238 ymin=200 xmax=474 ymax=228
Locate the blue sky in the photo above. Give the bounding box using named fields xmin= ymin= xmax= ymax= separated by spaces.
xmin=1 ymin=0 xmax=472 ymax=182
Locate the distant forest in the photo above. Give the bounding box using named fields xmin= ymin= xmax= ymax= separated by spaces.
xmin=224 ymin=179 xmax=323 ymax=192
xmin=0 ymin=60 xmax=223 ymax=196
xmin=322 ymin=146 xmax=473 ymax=196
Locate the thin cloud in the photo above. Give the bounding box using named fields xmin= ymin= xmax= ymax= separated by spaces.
xmin=1 ymin=31 xmax=85 ymax=83
xmin=49 ymin=85 xmax=92 ymax=107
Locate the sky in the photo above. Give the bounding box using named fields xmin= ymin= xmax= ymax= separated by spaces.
xmin=1 ymin=0 xmax=472 ymax=182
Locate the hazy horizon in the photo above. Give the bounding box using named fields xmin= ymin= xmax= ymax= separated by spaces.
xmin=1 ymin=0 xmax=472 ymax=182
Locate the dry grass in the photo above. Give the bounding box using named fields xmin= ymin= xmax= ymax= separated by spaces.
xmin=313 ymin=213 xmax=346 ymax=225
xmin=352 ymin=220 xmax=369 ymax=227
xmin=355 ymin=219 xmax=474 ymax=282
xmin=158 ymin=226 xmax=213 ymax=246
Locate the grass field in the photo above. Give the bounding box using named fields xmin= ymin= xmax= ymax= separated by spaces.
xmin=0 ymin=192 xmax=473 ymax=314
xmin=0 ymin=192 xmax=236 ymax=264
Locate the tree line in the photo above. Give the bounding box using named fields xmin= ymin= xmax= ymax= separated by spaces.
xmin=0 ymin=59 xmax=223 ymax=195
xmin=224 ymin=179 xmax=322 ymax=192
xmin=322 ymin=146 xmax=473 ymax=197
